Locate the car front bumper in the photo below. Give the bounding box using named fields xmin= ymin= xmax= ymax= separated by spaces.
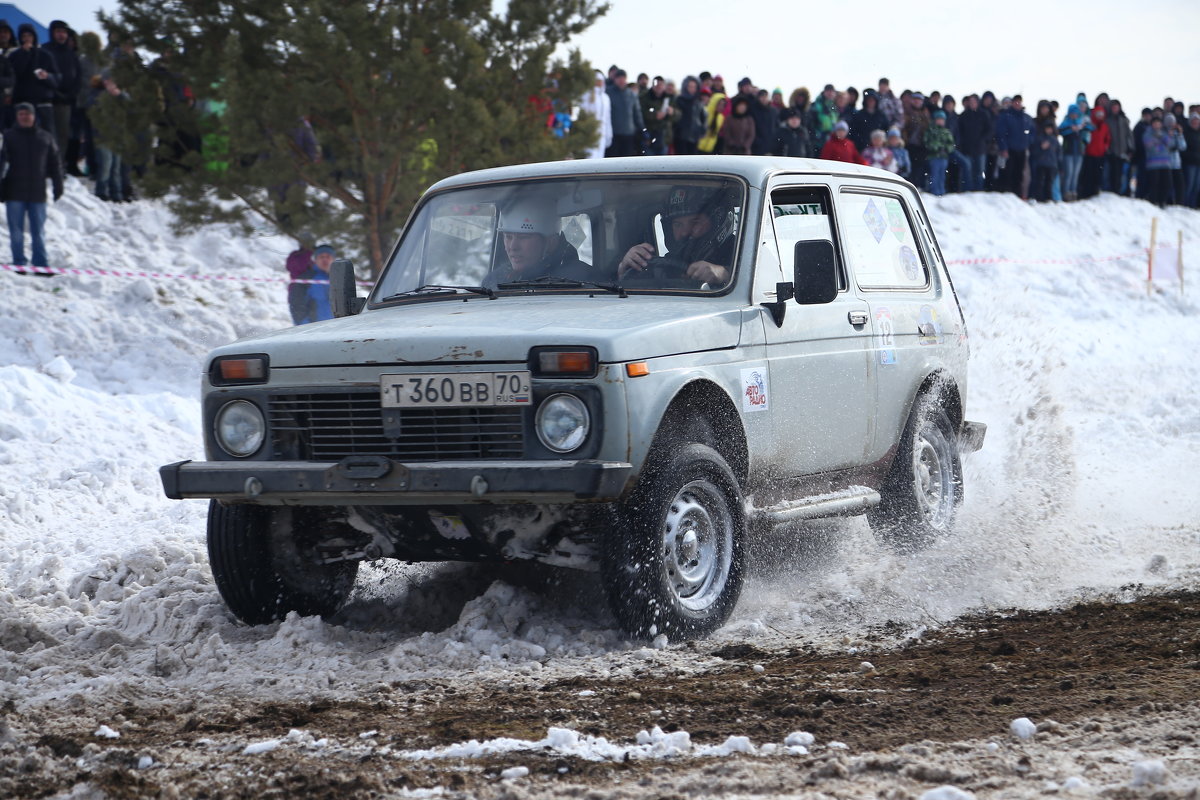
xmin=159 ymin=457 xmax=633 ymax=505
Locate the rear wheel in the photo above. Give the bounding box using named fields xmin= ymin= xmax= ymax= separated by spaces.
xmin=868 ymin=400 xmax=962 ymax=552
xmin=206 ymin=501 xmax=359 ymax=624
xmin=602 ymin=443 xmax=745 ymax=640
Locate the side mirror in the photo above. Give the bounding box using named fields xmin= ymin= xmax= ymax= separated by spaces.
xmin=793 ymin=240 xmax=839 ymax=305
xmin=330 ymin=258 xmax=365 ymax=317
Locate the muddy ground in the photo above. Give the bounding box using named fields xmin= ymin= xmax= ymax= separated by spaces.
xmin=3 ymin=590 xmax=1199 ymax=799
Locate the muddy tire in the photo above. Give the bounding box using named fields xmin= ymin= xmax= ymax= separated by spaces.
xmin=868 ymin=400 xmax=962 ymax=552
xmin=206 ymin=501 xmax=358 ymax=625
xmin=603 ymin=443 xmax=745 ymax=640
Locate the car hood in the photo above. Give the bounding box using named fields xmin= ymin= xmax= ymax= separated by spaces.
xmin=218 ymin=296 xmax=745 ymax=367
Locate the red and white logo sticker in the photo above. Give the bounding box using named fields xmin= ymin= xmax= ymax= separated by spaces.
xmin=741 ymin=367 xmax=769 ymax=412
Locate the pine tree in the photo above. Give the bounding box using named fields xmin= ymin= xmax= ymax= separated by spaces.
xmin=99 ymin=0 xmax=606 ymax=276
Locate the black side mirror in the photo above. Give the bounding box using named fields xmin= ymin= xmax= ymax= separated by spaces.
xmin=330 ymin=259 xmax=365 ymax=317
xmin=793 ymin=240 xmax=839 ymax=305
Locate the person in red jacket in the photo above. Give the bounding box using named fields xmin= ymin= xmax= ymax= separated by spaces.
xmin=819 ymin=121 xmax=867 ymax=164
xmin=1079 ymin=107 xmax=1112 ymax=199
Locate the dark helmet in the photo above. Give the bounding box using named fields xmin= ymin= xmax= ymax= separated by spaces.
xmin=663 ymin=185 xmax=721 ymax=221
xmin=661 ymin=184 xmax=737 ymax=256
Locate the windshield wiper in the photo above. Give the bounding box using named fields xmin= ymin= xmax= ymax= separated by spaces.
xmin=381 ymin=284 xmax=495 ymax=301
xmin=497 ymin=276 xmax=627 ymax=298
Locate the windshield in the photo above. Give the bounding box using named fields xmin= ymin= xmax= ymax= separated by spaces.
xmin=372 ymin=175 xmax=744 ymax=302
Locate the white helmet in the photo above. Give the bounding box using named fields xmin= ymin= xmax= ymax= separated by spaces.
xmin=499 ymin=196 xmax=558 ymax=236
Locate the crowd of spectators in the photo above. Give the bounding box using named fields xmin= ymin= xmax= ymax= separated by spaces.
xmin=587 ymin=68 xmax=1200 ymax=209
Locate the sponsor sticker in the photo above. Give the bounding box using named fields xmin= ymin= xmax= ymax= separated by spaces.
xmin=875 ymin=307 xmax=897 ymax=365
xmin=918 ymin=305 xmax=943 ymax=345
xmin=863 ymin=198 xmax=887 ymax=243
xmin=886 ymin=199 xmax=907 ymax=242
xmin=899 ymin=245 xmax=920 ymax=281
xmin=741 ymin=367 xmax=769 ymax=412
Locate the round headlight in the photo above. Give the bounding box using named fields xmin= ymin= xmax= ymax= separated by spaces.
xmin=535 ymin=393 xmax=590 ymax=453
xmin=215 ymin=400 xmax=265 ymax=457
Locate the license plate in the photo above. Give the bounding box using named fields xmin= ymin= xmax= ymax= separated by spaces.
xmin=380 ymin=371 xmax=532 ymax=408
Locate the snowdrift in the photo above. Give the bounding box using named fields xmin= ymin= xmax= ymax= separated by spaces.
xmin=1 ymin=178 xmax=1198 ymax=709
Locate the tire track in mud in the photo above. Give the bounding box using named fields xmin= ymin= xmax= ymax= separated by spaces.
xmin=3 ymin=590 xmax=1199 ymax=798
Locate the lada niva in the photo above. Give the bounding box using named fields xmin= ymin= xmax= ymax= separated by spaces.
xmin=161 ymin=156 xmax=985 ymax=640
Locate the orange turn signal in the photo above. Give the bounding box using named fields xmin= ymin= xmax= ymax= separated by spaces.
xmin=534 ymin=349 xmax=596 ymax=376
xmin=625 ymin=362 xmax=650 ymax=378
xmin=211 ymin=355 xmax=269 ymax=385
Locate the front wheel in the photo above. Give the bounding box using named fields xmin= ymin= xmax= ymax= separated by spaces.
xmin=868 ymin=400 xmax=963 ymax=552
xmin=207 ymin=501 xmax=359 ymax=625
xmin=602 ymin=443 xmax=745 ymax=640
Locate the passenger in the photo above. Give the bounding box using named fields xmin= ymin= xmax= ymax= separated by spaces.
xmin=487 ymin=197 xmax=589 ymax=287
xmin=618 ymin=185 xmax=736 ymax=286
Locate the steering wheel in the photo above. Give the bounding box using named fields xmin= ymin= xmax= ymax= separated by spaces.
xmin=619 ymin=254 xmax=699 ymax=289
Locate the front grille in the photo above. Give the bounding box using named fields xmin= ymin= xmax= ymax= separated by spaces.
xmin=268 ymin=391 xmax=525 ymax=461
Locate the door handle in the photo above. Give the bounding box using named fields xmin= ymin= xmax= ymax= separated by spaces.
xmin=848 ymin=310 xmax=869 ymax=327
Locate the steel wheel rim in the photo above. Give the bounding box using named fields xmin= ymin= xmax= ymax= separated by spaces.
xmin=660 ymin=479 xmax=733 ymax=612
xmin=913 ymin=425 xmax=955 ymax=529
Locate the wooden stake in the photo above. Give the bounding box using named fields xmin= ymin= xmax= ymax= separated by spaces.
xmin=1148 ymin=216 xmax=1158 ymax=296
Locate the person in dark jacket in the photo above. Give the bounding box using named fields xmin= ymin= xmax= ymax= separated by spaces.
xmin=749 ymin=89 xmax=778 ymax=156
xmin=8 ymin=24 xmax=59 ymax=135
xmin=0 ymin=21 xmax=13 ymax=130
xmin=1103 ymin=99 xmax=1133 ymax=195
xmin=774 ymin=108 xmax=810 ymax=158
xmin=1183 ymin=113 xmax=1200 ymax=208
xmin=1 ymin=102 xmax=64 ymax=270
xmin=957 ymin=95 xmax=992 ymax=191
xmin=994 ymin=95 xmax=1035 ymax=197
xmin=605 ymin=70 xmax=643 ymax=157
xmin=848 ymin=90 xmax=888 ymax=151
xmin=1030 ymin=120 xmax=1062 ymax=202
xmin=294 ymin=244 xmax=337 ymax=324
xmin=672 ymin=76 xmax=706 ymax=155
xmin=721 ymin=95 xmax=755 ymax=155
xmin=1132 ymin=107 xmax=1153 ymax=199
xmin=286 ymin=240 xmax=315 ymax=324
xmin=42 ymin=20 xmax=81 ymax=164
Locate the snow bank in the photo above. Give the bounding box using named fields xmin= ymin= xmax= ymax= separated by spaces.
xmin=1 ymin=180 xmax=1198 ymax=710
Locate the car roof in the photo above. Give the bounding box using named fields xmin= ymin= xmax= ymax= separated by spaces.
xmin=426 ymin=155 xmax=915 ymax=193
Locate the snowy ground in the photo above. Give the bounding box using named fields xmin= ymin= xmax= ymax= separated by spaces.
xmin=1 ymin=178 xmax=1199 ymax=797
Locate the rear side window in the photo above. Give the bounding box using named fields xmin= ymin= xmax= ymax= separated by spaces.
xmin=838 ymin=191 xmax=928 ymax=290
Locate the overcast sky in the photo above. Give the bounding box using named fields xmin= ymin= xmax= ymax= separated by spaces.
xmin=42 ymin=0 xmax=1200 ymax=114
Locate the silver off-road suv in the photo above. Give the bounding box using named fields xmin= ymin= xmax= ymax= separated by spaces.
xmin=161 ymin=156 xmax=985 ymax=639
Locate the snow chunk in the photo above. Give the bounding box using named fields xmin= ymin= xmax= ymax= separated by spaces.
xmin=920 ymin=787 xmax=975 ymax=800
xmin=243 ymin=739 xmax=281 ymax=755
xmin=41 ymin=356 xmax=76 ymax=383
xmin=752 ymin=664 xmax=765 ymax=674
xmin=651 ymin=634 xmax=669 ymax=649
xmin=93 ymin=725 xmax=120 ymax=739
xmin=499 ymin=766 xmax=529 ymax=780
xmin=1063 ymin=776 xmax=1087 ymax=790
xmin=709 ymin=735 xmax=754 ymax=756
xmin=785 ymin=731 xmax=815 ymax=748
xmin=577 ymin=689 xmax=596 ymax=697
xmin=137 ymin=755 xmax=153 ymax=769
xmin=1010 ymin=717 xmax=1036 ymax=740
xmin=1131 ymin=759 xmax=1169 ymax=787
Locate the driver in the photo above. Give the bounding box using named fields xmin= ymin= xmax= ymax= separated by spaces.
xmin=487 ymin=196 xmax=590 ymax=288
xmin=618 ymin=185 xmax=737 ymax=285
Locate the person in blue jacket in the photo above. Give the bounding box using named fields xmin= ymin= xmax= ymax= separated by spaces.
xmin=295 ymin=243 xmax=335 ymax=324
xmin=994 ymin=95 xmax=1035 ymax=197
